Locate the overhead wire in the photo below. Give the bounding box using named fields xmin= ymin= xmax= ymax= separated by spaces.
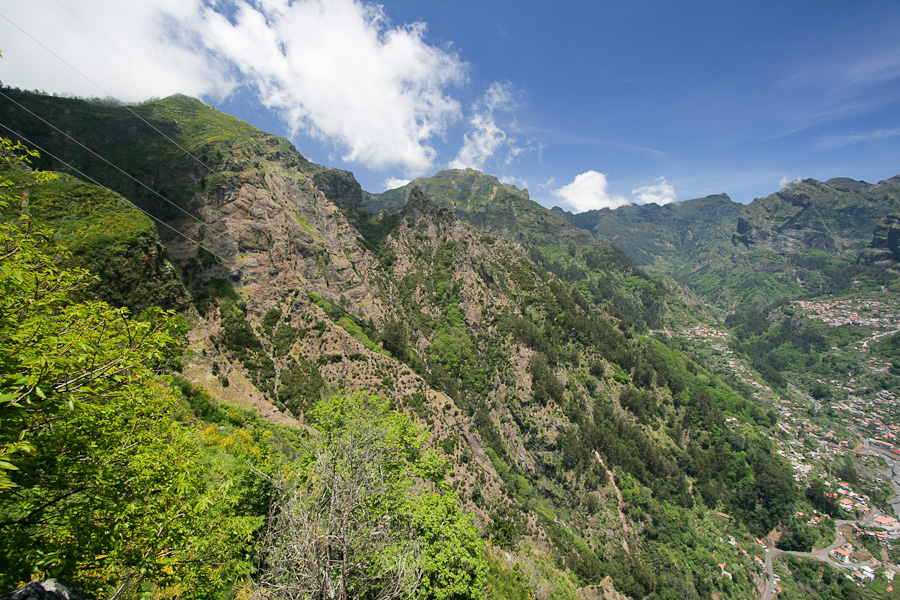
xmin=0 ymin=121 xmax=238 ymax=268
xmin=0 ymin=8 xmax=444 ymax=395
xmin=0 ymin=89 xmax=227 ymax=232
xmin=0 ymin=10 xmax=236 ymax=197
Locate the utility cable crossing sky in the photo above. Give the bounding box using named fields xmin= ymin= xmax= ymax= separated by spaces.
xmin=2 ymin=0 xmax=900 ymax=208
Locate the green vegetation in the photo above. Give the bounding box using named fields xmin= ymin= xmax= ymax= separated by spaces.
xmin=780 ymin=556 xmax=868 ymax=599
xmin=8 ymin=87 xmax=890 ymax=600
xmin=0 ymin=226 xmax=489 ymax=598
xmin=874 ymin=331 xmax=900 ymax=374
xmin=0 ymin=141 xmax=490 ymax=599
xmin=0 ymin=149 xmax=268 ymax=595
xmin=726 ymin=301 xmax=829 ymax=389
xmin=368 ymin=169 xmax=677 ymax=330
xmin=258 ymin=392 xmax=487 ymax=600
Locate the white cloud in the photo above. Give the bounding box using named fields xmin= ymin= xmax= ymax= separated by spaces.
xmin=551 ymin=171 xmax=631 ymax=212
xmin=499 ymin=175 xmax=528 ymax=190
xmin=631 ymin=177 xmax=678 ymax=205
xmin=0 ymin=0 xmax=232 ymax=101
xmin=779 ymin=175 xmax=802 ymax=189
xmin=382 ymin=177 xmax=411 ymax=190
xmin=449 ymin=81 xmax=531 ymax=171
xmin=813 ymin=127 xmax=900 ymax=150
xmin=1 ymin=0 xmax=468 ymax=174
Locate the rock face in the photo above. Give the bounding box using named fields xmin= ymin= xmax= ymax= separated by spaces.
xmin=861 ymin=211 xmax=900 ymax=265
xmin=731 ymin=177 xmax=900 ymax=256
xmin=0 ymin=580 xmax=94 ymax=600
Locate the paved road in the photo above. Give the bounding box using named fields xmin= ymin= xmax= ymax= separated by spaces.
xmin=761 ymin=520 xmax=878 ymax=600
xmin=757 ymin=423 xmax=900 ymax=598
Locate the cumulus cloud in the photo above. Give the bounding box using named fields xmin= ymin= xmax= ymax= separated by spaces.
xmin=551 ymin=171 xmax=631 ymax=212
xmin=383 ymin=177 xmax=411 ymax=190
xmin=1 ymin=0 xmax=468 ymax=174
xmin=553 ymin=172 xmax=681 ymax=211
xmin=0 ymin=0 xmax=232 ymax=100
xmin=449 ymin=81 xmax=531 ymax=171
xmin=631 ymin=177 xmax=678 ymax=205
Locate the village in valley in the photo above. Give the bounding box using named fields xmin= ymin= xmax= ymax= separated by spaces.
xmin=656 ymin=293 xmax=900 ymax=597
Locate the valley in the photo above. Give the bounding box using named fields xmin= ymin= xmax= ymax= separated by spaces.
xmin=1 ymin=89 xmax=899 ymax=600
xmin=658 ymin=292 xmax=900 ymax=598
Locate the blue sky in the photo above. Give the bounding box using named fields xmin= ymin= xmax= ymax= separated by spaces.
xmin=2 ymin=0 xmax=899 ymax=210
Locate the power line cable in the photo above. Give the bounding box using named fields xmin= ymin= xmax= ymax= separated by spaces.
xmin=0 ymin=120 xmax=238 ymax=268
xmin=0 ymin=8 xmax=333 ymax=262
xmin=1 ymin=9 xmax=445 ymax=388
xmin=0 ymin=89 xmax=225 ymax=231
xmin=0 ymin=10 xmax=235 ymax=195
xmin=0 ymin=113 xmax=421 ymax=388
xmin=47 ymin=0 xmax=173 ymax=94
xmin=1 ymin=109 xmax=463 ymax=403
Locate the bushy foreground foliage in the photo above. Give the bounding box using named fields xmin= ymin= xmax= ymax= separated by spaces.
xmin=0 ymin=142 xmax=266 ymax=597
xmin=256 ymin=393 xmax=487 ymax=600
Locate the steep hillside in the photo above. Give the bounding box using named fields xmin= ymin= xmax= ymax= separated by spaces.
xmin=1 ymin=90 xmax=803 ymax=600
xmin=368 ymin=169 xmax=693 ymax=329
xmin=558 ymin=177 xmax=900 ymax=313
xmin=557 ymin=194 xmax=742 ymax=274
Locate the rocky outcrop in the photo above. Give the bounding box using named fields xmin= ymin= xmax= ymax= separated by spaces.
xmin=732 ymin=177 xmax=900 ymax=255
xmin=861 ymin=211 xmax=900 ymax=265
xmin=0 ymin=580 xmax=93 ymax=600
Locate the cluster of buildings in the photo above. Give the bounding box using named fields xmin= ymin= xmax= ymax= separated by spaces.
xmin=832 ymin=391 xmax=900 ymax=446
xmin=653 ymin=324 xmax=730 ymax=342
xmin=665 ymin=296 xmax=900 ymax=593
xmin=769 ymin=404 xmax=851 ymax=476
xmin=795 ymin=298 xmax=900 ymax=330
xmin=858 ymin=515 xmax=900 ymax=547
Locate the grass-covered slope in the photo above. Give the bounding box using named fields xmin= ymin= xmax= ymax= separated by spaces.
xmin=0 ymin=90 xmax=309 ymax=222
xmin=1 ymin=161 xmax=188 ymax=312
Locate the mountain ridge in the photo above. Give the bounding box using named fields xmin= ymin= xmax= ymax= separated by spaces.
xmin=0 ymin=88 xmax=867 ymax=600
xmin=554 ymin=176 xmax=900 ymax=312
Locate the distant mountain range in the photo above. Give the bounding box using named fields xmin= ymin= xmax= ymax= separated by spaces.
xmin=554 ymin=177 xmax=900 ymax=312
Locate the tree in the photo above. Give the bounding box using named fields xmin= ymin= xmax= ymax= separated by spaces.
xmin=806 ymin=480 xmax=839 ymax=517
xmin=0 ymin=140 xmax=263 ymax=598
xmin=255 ymin=392 xmax=487 ymax=600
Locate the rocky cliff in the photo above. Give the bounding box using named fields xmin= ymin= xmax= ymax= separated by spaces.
xmin=861 ymin=211 xmax=900 ymax=265
xmin=732 ymin=176 xmax=900 ymax=255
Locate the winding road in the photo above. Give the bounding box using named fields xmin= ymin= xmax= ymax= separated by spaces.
xmin=761 ymin=519 xmax=882 ymax=600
